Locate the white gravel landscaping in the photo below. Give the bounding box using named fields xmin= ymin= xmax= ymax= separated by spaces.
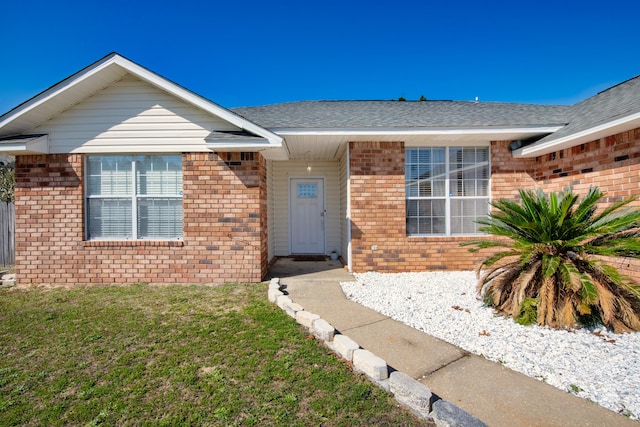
xmin=340 ymin=271 xmax=640 ymax=420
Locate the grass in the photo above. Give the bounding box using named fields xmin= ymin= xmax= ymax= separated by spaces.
xmin=0 ymin=282 xmax=427 ymax=426
xmin=569 ymin=384 xmax=584 ymax=394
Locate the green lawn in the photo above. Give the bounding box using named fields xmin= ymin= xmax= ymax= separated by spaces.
xmin=0 ymin=282 xmax=427 ymax=426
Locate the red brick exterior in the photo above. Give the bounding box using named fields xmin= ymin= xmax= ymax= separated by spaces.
xmin=349 ymin=141 xmax=482 ymax=272
xmin=533 ymin=128 xmax=640 ymax=204
xmin=490 ymin=140 xmax=536 ymax=202
xmin=491 ymin=129 xmax=640 ymax=205
xmin=13 ymin=127 xmax=640 ymax=284
xmin=530 ymin=128 xmax=640 ymax=281
xmin=349 ymin=129 xmax=640 ymax=278
xmin=15 ymin=152 xmax=268 ymax=285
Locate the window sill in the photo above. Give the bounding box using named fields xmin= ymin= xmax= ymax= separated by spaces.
xmin=406 ymin=234 xmax=484 ymax=239
xmin=83 ymin=240 xmax=184 ymax=248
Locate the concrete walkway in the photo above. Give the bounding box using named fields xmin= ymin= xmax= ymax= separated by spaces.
xmin=267 ymin=258 xmax=637 ymax=427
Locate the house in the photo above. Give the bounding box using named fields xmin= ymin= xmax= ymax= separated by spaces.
xmin=0 ymin=53 xmax=638 ymax=285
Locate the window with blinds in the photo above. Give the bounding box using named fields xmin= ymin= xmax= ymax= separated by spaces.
xmin=86 ymin=155 xmax=183 ymax=240
xmin=405 ymin=146 xmax=490 ymax=236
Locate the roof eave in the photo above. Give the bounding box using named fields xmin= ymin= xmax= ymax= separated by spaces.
xmin=0 ymin=53 xmax=124 ymax=132
xmin=513 ymin=112 xmax=640 ymax=158
xmin=270 ymin=125 xmax=565 ymax=136
xmin=115 ymin=56 xmax=284 ymax=147
xmin=0 ymin=134 xmax=49 ymax=155
xmin=205 ymin=135 xmax=290 ymax=160
xmin=0 ymin=53 xmax=283 ymax=150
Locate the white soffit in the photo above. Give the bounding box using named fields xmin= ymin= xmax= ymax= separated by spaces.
xmin=275 ymin=126 xmax=563 ymax=147
xmin=0 ymin=134 xmax=48 ymax=154
xmin=205 ymin=134 xmax=290 ymax=160
xmin=273 ymin=125 xmax=563 ymax=133
xmin=274 ymin=126 xmax=562 ymax=138
xmin=513 ymin=112 xmax=640 ymax=158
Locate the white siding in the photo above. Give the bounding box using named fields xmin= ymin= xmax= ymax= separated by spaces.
xmin=35 ymin=74 xmax=240 ymax=153
xmin=267 ymin=159 xmax=275 ymax=262
xmin=272 ymin=161 xmax=341 ymax=256
xmin=339 ymin=150 xmax=349 ymax=265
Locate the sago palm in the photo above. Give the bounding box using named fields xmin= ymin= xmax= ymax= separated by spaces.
xmin=463 ymin=187 xmax=640 ymax=332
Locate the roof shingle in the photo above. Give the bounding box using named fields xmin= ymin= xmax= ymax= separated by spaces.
xmin=232 ymin=100 xmax=570 ymax=129
xmin=534 ymin=74 xmax=640 ymax=145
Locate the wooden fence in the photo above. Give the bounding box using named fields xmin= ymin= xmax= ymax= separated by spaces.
xmin=0 ymin=202 xmax=14 ymax=266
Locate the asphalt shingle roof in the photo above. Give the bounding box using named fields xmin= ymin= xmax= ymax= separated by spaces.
xmin=535 ymin=74 xmax=640 ymax=144
xmin=231 ymin=100 xmax=571 ymax=129
xmin=232 ymin=75 xmax=640 ymax=150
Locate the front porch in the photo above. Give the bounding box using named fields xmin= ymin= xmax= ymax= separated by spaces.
xmin=265 ymin=256 xmax=348 ymax=281
xmin=266 ymin=159 xmax=348 ymax=266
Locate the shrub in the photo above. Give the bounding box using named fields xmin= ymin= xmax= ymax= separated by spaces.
xmin=0 ymin=161 xmax=15 ymax=203
xmin=463 ymin=187 xmax=640 ymax=332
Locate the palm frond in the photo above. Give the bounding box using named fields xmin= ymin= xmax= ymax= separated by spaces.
xmin=616 ymin=300 xmax=640 ymax=331
xmin=591 ymin=194 xmax=637 ymax=224
xmin=584 ymin=237 xmax=640 ymax=258
xmin=579 ymin=273 xmax=598 ymax=306
xmin=477 ymin=261 xmax=522 ymax=306
xmin=518 ymin=245 xmax=542 ymax=266
xmin=598 ymin=263 xmax=640 ymax=297
xmin=464 ymin=186 xmax=640 ymax=331
xmin=542 ymin=253 xmax=561 ymax=278
xmin=478 ymin=250 xmax=521 ymax=268
xmin=556 ymin=188 xmax=579 ymax=230
xmin=572 ymin=187 xmax=602 ymax=223
xmin=558 ymin=261 xmax=582 ymax=292
xmin=537 ymin=276 xmax=556 ymax=326
xmin=591 ymin=279 xmax=617 ymax=326
xmin=477 ymin=258 xmax=520 ymax=286
xmin=589 ymin=207 xmax=640 ymax=235
xmin=507 ymin=261 xmax=541 ymax=316
xmin=589 ymin=229 xmax=640 ymax=246
xmin=558 ymin=295 xmax=576 ymax=326
xmin=461 ymin=238 xmax=513 ymax=253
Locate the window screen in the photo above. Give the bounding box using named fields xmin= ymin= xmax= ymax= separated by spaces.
xmin=86 ymin=155 xmax=183 ymax=240
xmin=406 ymin=147 xmax=489 ymax=236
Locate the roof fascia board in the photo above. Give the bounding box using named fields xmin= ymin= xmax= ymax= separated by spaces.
xmin=271 ymin=126 xmax=564 ymax=136
xmin=0 ymin=54 xmax=124 ymax=131
xmin=205 ymin=139 xmax=270 ymax=146
xmin=0 ymin=53 xmax=284 ymax=150
xmin=513 ymin=112 xmax=640 ymax=158
xmin=205 ymin=140 xmax=291 ymax=160
xmin=207 ymin=145 xmax=289 ymax=161
xmin=0 ymin=134 xmax=49 ymax=154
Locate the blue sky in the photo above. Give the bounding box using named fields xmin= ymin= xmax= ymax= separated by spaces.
xmin=2 ymin=0 xmax=639 ymax=115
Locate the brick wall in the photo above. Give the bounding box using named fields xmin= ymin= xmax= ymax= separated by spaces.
xmin=14 ymin=127 xmax=639 ymax=284
xmin=349 ymin=141 xmax=483 ymax=273
xmin=490 ymin=131 xmax=640 ymax=281
xmin=490 ymin=140 xmax=536 ymax=201
xmin=530 ymin=128 xmax=640 ymax=281
xmin=15 ymin=154 xmax=85 ymax=284
xmin=533 ymin=128 xmax=640 ymax=205
xmin=15 ymin=152 xmax=268 ymax=285
xmin=349 ymin=130 xmax=640 ymax=277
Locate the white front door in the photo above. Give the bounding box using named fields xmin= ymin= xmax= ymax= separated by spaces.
xmin=290 ymin=178 xmax=325 ymax=254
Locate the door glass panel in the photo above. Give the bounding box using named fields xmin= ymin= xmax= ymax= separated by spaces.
xmin=297 ymin=183 xmax=317 ymax=198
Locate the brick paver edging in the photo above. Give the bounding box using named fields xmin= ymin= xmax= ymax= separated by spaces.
xmin=268 ymin=278 xmax=487 ymax=427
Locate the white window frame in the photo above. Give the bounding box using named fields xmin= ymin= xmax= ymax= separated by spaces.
xmin=405 ymin=146 xmax=491 ymax=237
xmin=85 ymin=154 xmax=183 ymax=241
